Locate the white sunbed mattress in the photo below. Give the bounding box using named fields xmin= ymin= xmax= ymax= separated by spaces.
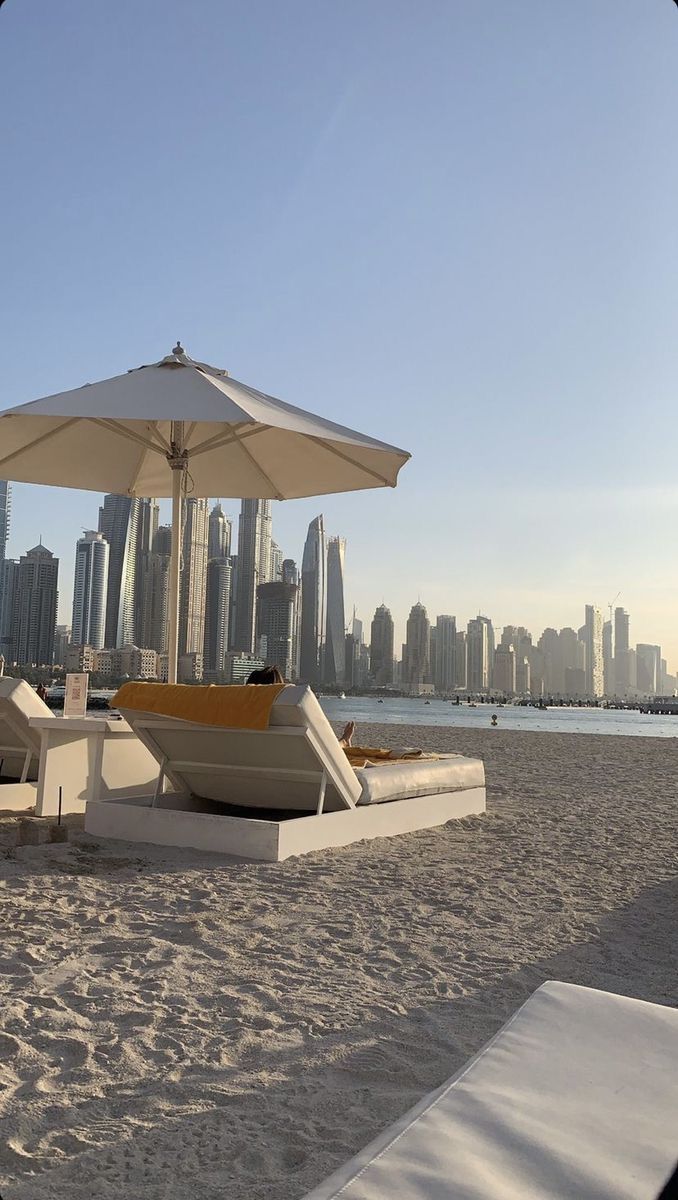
xmin=302 ymin=980 xmax=678 ymax=1200
xmin=355 ymin=754 xmax=485 ymax=805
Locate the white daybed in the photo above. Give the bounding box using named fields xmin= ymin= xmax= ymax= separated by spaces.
xmin=302 ymin=980 xmax=678 ymax=1200
xmin=85 ymin=684 xmax=486 ymax=860
xmin=0 ymin=677 xmax=47 ymax=809
xmin=0 ymin=677 xmax=161 ymax=816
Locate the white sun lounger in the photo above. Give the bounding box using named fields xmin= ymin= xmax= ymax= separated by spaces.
xmin=302 ymin=980 xmax=678 ymax=1200
xmin=84 ymin=684 xmax=486 ymax=860
xmin=0 ymin=677 xmax=161 ymax=816
xmin=0 ymin=677 xmax=49 ymax=808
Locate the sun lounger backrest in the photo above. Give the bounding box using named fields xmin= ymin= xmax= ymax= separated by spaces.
xmin=0 ymin=678 xmax=51 ymax=781
xmin=119 ymin=684 xmax=362 ymax=813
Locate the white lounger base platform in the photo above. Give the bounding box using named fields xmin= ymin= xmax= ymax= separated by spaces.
xmin=85 ymin=786 xmax=486 ymax=861
xmin=302 ymin=980 xmax=678 ymax=1200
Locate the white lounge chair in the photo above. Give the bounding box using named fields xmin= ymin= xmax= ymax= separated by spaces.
xmin=0 ymin=677 xmax=49 ymax=809
xmin=302 ymin=980 xmax=678 ymax=1200
xmin=85 ymin=684 xmax=486 ymax=860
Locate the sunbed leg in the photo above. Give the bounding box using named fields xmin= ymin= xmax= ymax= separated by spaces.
xmin=20 ymin=749 xmax=31 ymax=784
xmin=316 ymin=770 xmax=327 ymax=815
xmin=152 ymin=757 xmax=167 ymax=808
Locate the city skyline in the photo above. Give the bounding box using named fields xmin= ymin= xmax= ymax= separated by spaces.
xmin=1 ymin=483 xmax=676 ymax=687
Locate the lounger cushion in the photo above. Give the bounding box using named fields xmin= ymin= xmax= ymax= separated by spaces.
xmin=303 ymin=980 xmax=678 ymax=1200
xmin=354 ymin=754 xmax=485 ymax=805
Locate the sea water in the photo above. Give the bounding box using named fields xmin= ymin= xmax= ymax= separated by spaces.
xmin=318 ymin=696 xmax=678 ymax=738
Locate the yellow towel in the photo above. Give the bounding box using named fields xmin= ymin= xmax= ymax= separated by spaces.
xmin=111 ymin=682 xmax=286 ymax=730
xmin=343 ymin=746 xmax=437 ymax=769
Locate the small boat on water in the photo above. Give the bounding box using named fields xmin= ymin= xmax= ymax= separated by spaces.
xmin=339 ymin=692 xmax=346 ymax=700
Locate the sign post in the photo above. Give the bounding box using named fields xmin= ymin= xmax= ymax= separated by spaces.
xmin=64 ymin=672 xmax=89 ymax=719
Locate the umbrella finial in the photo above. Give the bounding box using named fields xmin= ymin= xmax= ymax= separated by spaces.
xmin=173 ymin=342 xmax=185 ymax=356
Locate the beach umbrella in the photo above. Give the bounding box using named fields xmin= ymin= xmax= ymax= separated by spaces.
xmin=0 ymin=344 xmax=410 ymax=682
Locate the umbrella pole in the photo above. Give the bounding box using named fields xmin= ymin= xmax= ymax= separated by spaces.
xmin=167 ymin=426 xmax=186 ymax=686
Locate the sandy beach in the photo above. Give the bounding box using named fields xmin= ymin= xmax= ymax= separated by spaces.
xmin=1 ymin=724 xmax=676 ymax=1200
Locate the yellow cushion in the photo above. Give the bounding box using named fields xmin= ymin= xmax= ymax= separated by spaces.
xmin=111 ymin=682 xmax=286 ymax=730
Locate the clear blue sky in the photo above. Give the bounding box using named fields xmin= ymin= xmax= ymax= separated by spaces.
xmin=2 ymin=1 xmax=678 ymax=662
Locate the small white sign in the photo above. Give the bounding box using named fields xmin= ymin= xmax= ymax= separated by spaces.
xmin=64 ymin=672 xmax=89 ymax=719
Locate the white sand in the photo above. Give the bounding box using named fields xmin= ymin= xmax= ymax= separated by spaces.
xmin=1 ymin=725 xmax=676 ymax=1200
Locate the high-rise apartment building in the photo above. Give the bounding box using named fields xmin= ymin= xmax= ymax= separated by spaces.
xmin=134 ymin=499 xmax=159 ymax=632
xmin=493 ymin=642 xmax=516 ymax=695
xmin=602 ymin=620 xmax=614 ymax=696
xmin=0 ymin=559 xmax=20 ymax=661
xmin=178 ymin=498 xmax=209 ymax=661
xmin=99 ymin=495 xmax=139 ymax=648
xmin=233 ymin=500 xmax=272 ymax=653
xmin=614 ymin=607 xmax=630 ymax=695
xmin=324 ymin=536 xmax=346 ymax=686
xmin=538 ymin=628 xmax=562 ymax=694
xmin=53 ymin=625 xmax=71 ymax=667
xmin=256 ymin=581 xmax=299 ymax=680
xmin=467 ymin=617 xmax=490 ymax=692
xmin=138 ymin=524 xmax=171 ymax=654
xmin=208 ymin=502 xmax=231 ymax=560
xmin=403 ymin=603 xmax=430 ymax=695
xmin=455 ymin=630 xmax=467 ymax=688
xmin=434 ymin=615 xmax=456 ymax=694
xmin=370 ymin=604 xmax=394 ymax=685
xmin=270 ymin=541 xmax=283 ymax=582
xmin=636 ymin=644 xmax=661 ymax=695
xmin=14 ymin=544 xmax=59 ymax=666
xmin=299 ymin=515 xmax=326 ymax=685
xmin=0 ymin=481 xmax=9 ymax=613
xmin=203 ymin=557 xmax=232 ymax=675
xmin=71 ymin=531 xmax=109 ymax=649
xmin=582 ymin=605 xmax=604 ymax=697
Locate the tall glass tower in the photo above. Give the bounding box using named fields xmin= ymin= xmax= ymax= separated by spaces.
xmin=233 ymin=499 xmax=272 ymax=653
xmin=299 ymin=515 xmax=326 ymax=685
xmin=323 ymin=536 xmax=346 ymax=686
xmin=71 ymin=531 xmax=109 ymax=649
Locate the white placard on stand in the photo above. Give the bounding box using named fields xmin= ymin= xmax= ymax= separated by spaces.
xmin=64 ymin=673 xmax=89 ymax=719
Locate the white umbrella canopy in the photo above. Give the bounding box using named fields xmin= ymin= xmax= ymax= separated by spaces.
xmin=0 ymin=345 xmax=410 ymax=682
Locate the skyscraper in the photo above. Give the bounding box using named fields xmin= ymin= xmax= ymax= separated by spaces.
xmin=602 ymin=620 xmax=614 ymax=695
xmin=208 ymin=502 xmax=231 ymax=560
xmin=0 ymin=559 xmax=20 ymax=662
xmin=538 ymin=628 xmax=562 ymax=695
xmin=493 ymin=642 xmax=516 ymax=694
xmin=455 ymin=630 xmax=467 ymax=688
xmin=467 ymin=617 xmax=490 ymax=692
xmin=582 ymin=605 xmax=604 ymax=697
xmin=138 ymin=537 xmax=171 ymax=654
xmin=0 ymin=481 xmax=9 ymax=608
xmin=256 ymin=581 xmax=299 ymax=679
xmin=636 ymin=644 xmax=661 ymax=695
xmin=324 ymin=536 xmax=346 ymax=686
xmin=233 ymin=499 xmax=272 ymax=653
xmin=370 ymin=604 xmax=394 ymax=685
xmin=203 ymin=557 xmax=232 ymax=675
xmin=614 ymin=607 xmax=630 ymax=695
xmin=299 ymin=515 xmax=326 ymax=685
xmin=15 ymin=544 xmax=59 ymax=666
xmin=134 ymin=498 xmax=159 ymax=632
xmin=270 ymin=541 xmax=283 ymax=582
xmin=178 ymin=498 xmax=209 ymax=659
xmin=434 ymin=615 xmax=456 ymax=694
xmin=403 ymin=602 xmax=430 ymax=695
xmin=71 ymin=531 xmax=109 ymax=649
xmin=99 ymin=494 xmax=139 ymax=648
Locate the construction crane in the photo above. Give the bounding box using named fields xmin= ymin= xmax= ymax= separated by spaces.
xmin=607 ymin=592 xmax=621 ymax=626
